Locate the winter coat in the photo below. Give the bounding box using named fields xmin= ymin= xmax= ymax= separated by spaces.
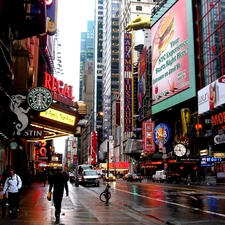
xmin=3 ymin=174 xmax=22 ymax=194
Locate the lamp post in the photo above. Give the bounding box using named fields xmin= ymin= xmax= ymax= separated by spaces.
xmin=107 ymin=140 xmax=109 ymax=177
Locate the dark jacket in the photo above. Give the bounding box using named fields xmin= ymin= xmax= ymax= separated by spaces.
xmin=49 ymin=171 xmax=68 ymax=196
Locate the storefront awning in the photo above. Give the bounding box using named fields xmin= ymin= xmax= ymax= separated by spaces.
xmin=28 ymin=102 xmax=80 ymax=141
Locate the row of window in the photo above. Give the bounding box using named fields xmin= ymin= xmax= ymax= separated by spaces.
xmin=197 ymin=0 xmax=225 ymax=85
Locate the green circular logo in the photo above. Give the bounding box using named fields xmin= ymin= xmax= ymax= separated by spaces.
xmin=27 ymin=87 xmax=52 ymax=112
xmin=9 ymin=142 xmax=18 ymax=150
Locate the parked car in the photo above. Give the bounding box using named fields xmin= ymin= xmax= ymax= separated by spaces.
xmin=79 ymin=170 xmax=100 ymax=187
xmin=167 ymin=172 xmax=182 ymax=184
xmin=127 ymin=173 xmax=142 ymax=182
xmin=78 ymin=164 xmax=94 ymax=175
xmin=122 ymin=174 xmax=129 ymax=180
xmin=103 ymin=173 xmax=116 ymax=182
xmin=152 ymin=170 xmax=167 ymax=182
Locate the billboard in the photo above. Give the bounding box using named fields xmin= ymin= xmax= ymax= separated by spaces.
xmin=154 ymin=123 xmax=171 ymax=151
xmin=124 ymin=33 xmax=133 ymax=132
xmin=138 ymin=47 xmax=147 ymax=109
xmin=91 ymin=131 xmax=98 ymax=165
xmin=142 ymin=120 xmax=155 ymax=153
xmin=151 ymin=0 xmax=196 ymax=114
xmin=198 ymin=75 xmax=225 ymax=114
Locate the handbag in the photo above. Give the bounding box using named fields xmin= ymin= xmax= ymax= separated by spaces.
xmin=47 ymin=191 xmax=52 ymax=201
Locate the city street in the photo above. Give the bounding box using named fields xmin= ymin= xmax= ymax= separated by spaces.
xmin=1 ymin=179 xmax=225 ymax=224
xmin=87 ymin=179 xmax=225 ymax=225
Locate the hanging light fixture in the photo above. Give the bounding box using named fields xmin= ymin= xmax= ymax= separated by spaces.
xmin=195 ymin=123 xmax=202 ymax=136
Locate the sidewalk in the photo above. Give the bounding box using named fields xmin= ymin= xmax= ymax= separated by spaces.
xmin=0 ymin=182 xmax=163 ymax=225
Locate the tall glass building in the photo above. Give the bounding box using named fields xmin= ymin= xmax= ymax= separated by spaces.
xmin=102 ymin=0 xmax=120 ymax=139
xmin=94 ymin=0 xmax=104 ymax=132
xmin=79 ymin=20 xmax=95 ymax=101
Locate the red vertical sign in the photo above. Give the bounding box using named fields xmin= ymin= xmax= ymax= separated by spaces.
xmin=143 ymin=120 xmax=155 ymax=153
xmin=91 ymin=131 xmax=98 ymax=165
xmin=73 ymin=154 xmax=77 ymax=164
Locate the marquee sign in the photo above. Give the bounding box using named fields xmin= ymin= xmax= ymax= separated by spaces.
xmin=40 ymin=107 xmax=76 ymax=126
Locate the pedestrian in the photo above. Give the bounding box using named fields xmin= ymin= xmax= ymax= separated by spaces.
xmin=22 ymin=168 xmax=30 ymax=187
xmin=3 ymin=169 xmax=22 ymax=214
xmin=0 ymin=164 xmax=12 ymax=206
xmin=42 ymin=169 xmax=47 ymax=187
xmin=49 ymin=167 xmax=69 ymax=222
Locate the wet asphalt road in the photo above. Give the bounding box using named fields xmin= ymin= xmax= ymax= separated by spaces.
xmin=88 ymin=179 xmax=225 ymax=225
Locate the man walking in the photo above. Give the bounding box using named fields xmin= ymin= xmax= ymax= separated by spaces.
xmin=49 ymin=167 xmax=69 ymax=222
xmin=1 ymin=164 xmax=12 ymax=206
xmin=3 ymin=169 xmax=22 ymax=214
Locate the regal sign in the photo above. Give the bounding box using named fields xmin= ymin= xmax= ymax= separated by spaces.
xmin=43 ymin=72 xmax=75 ymax=100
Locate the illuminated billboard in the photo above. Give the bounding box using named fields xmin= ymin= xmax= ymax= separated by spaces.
xmin=142 ymin=120 xmax=155 ymax=153
xmin=138 ymin=47 xmax=147 ymax=109
xmin=151 ymin=0 xmax=196 ymax=114
xmin=198 ymin=75 xmax=225 ymax=114
xmin=124 ymin=33 xmax=133 ymax=132
xmin=40 ymin=108 xmax=76 ymax=126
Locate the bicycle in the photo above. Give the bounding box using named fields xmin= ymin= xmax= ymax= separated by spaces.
xmin=99 ymin=183 xmax=111 ymax=204
xmin=70 ymin=175 xmax=79 ymax=187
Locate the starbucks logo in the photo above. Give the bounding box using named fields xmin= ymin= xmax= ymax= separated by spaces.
xmin=27 ymin=87 xmax=52 ymax=112
xmin=9 ymin=142 xmax=18 ymax=150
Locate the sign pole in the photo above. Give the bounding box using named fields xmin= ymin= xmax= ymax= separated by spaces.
xmin=107 ymin=140 xmax=109 ymax=177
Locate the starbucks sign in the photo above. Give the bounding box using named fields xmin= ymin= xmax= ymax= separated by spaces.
xmin=27 ymin=86 xmax=52 ymax=111
xmin=9 ymin=141 xmax=18 ymax=150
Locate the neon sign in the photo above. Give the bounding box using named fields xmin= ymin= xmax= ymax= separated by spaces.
xmin=43 ymin=72 xmax=75 ymax=100
xmin=40 ymin=108 xmax=76 ymax=126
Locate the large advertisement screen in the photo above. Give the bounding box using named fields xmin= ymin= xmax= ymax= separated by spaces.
xmin=198 ymin=75 xmax=225 ymax=114
xmin=151 ymin=0 xmax=196 ymax=114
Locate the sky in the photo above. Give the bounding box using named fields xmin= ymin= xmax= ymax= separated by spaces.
xmin=57 ymin=0 xmax=95 ymax=100
xmin=54 ymin=0 xmax=95 ymax=154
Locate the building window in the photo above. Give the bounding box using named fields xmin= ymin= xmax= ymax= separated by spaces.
xmin=196 ymin=0 xmax=225 ymax=87
xmin=136 ymin=6 xmax=142 ymax=11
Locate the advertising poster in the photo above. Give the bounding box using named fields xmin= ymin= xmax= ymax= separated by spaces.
xmin=198 ymin=75 xmax=225 ymax=114
xmin=138 ymin=47 xmax=147 ymax=109
xmin=143 ymin=120 xmax=155 ymax=153
xmin=154 ymin=123 xmax=171 ymax=151
xmin=124 ymin=33 xmax=133 ymax=132
xmin=151 ymin=0 xmax=190 ymax=105
xmin=91 ymin=131 xmax=98 ymax=165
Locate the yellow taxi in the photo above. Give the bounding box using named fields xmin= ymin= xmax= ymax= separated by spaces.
xmin=103 ymin=173 xmax=116 ymax=182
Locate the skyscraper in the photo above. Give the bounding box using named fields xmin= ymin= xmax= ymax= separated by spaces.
xmin=102 ymin=0 xmax=120 ymax=139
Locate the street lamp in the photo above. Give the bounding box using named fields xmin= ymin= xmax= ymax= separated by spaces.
xmin=107 ymin=140 xmax=109 ymax=177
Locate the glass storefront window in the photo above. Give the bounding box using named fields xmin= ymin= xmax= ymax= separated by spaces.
xmin=197 ymin=0 xmax=225 ymax=86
